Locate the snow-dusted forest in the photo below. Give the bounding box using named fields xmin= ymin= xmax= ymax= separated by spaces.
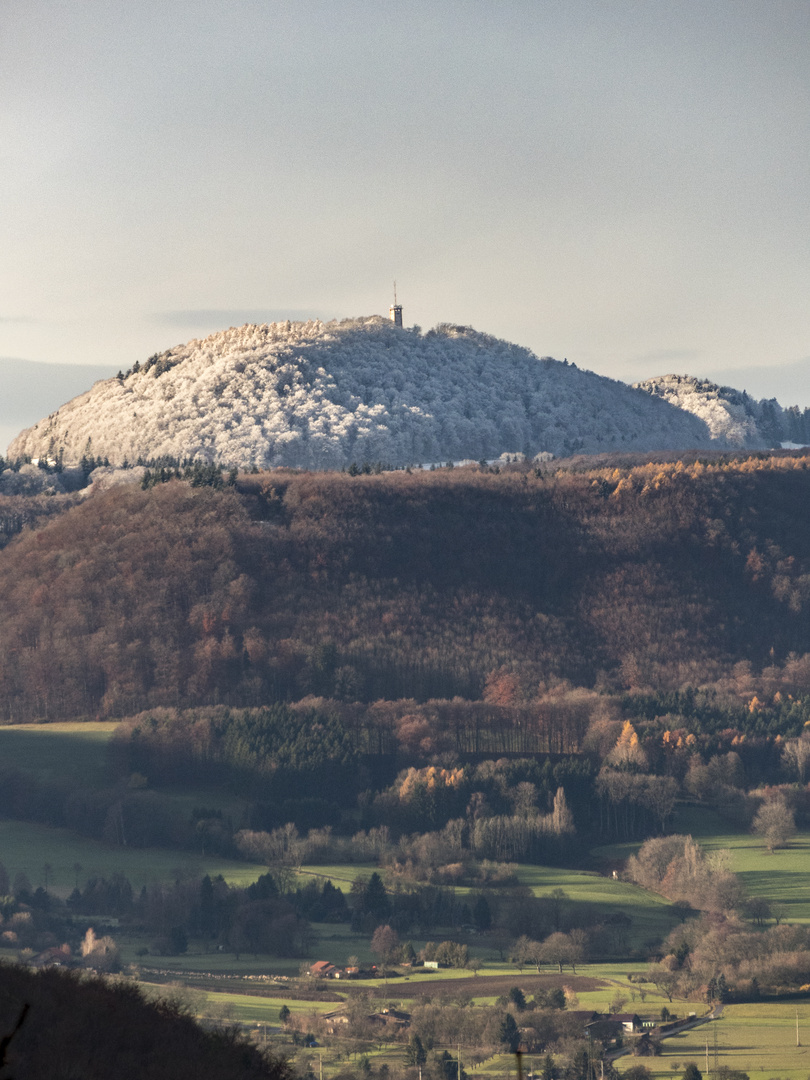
xmin=634 ymin=374 xmax=810 ymax=449
xmin=10 ymin=318 xmax=725 ymax=469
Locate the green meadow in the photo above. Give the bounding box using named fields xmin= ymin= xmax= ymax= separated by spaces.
xmin=515 ymin=864 xmax=680 ymax=950
xmin=0 ymin=819 xmax=267 ymax=894
xmin=200 ymin=991 xmax=338 ymax=1024
xmin=597 ymin=803 xmax=810 ymax=925
xmin=0 ymin=721 xmax=118 ymax=786
xmin=638 ymin=1003 xmax=810 ymax=1080
xmin=296 ymin=865 xmax=377 ymax=890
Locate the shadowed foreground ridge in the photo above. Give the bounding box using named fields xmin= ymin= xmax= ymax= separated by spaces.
xmin=0 ymin=963 xmax=290 ymax=1080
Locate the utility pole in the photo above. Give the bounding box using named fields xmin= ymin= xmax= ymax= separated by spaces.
xmin=797 ymin=1010 xmax=800 ymax=1047
xmin=713 ymin=1024 xmax=719 ymax=1078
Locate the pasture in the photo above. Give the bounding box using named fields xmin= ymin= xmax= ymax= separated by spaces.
xmin=0 ymin=721 xmax=118 ymax=787
xmin=0 ymin=819 xmax=266 ymax=894
xmin=695 ymin=833 xmax=810 ymax=925
xmin=641 ymin=1003 xmax=810 ymax=1080
xmin=597 ymin=803 xmax=810 ymax=925
xmin=515 ymin=864 xmax=679 ymax=949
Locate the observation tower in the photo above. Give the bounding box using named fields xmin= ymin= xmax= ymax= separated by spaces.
xmin=389 ymin=282 xmax=403 ymax=327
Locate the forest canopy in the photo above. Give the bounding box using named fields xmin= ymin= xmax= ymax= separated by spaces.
xmin=0 ymin=453 xmax=807 ymax=722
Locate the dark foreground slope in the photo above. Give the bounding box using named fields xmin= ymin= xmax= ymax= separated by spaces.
xmin=0 ymin=964 xmax=287 ymax=1080
xmin=0 ymin=455 xmax=808 ymax=721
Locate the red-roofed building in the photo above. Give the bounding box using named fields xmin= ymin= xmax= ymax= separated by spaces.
xmin=309 ymin=961 xmax=338 ymax=978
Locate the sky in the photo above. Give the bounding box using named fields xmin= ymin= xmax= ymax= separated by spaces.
xmin=2 ymin=0 xmax=809 ymax=452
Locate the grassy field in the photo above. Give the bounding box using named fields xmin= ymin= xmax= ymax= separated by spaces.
xmin=703 ymin=834 xmax=810 ymax=923
xmin=0 ymin=720 xmax=263 ymax=893
xmin=0 ymin=721 xmax=119 ymax=786
xmin=296 ymin=865 xmax=377 ymax=890
xmin=596 ymin=804 xmax=810 ymax=925
xmin=0 ymin=719 xmax=249 ymax=820
xmin=201 ymin=990 xmax=338 ymax=1024
xmin=0 ymin=819 xmax=267 ymax=894
xmin=515 ymin=864 xmax=679 ymax=950
xmin=640 ymin=1003 xmax=810 ymax=1080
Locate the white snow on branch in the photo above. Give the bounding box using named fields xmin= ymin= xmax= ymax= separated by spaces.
xmin=10 ymin=317 xmax=726 ymax=468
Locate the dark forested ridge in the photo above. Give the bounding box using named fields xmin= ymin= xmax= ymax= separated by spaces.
xmin=0 ymin=964 xmax=289 ymax=1080
xmin=0 ymin=453 xmax=808 ymax=722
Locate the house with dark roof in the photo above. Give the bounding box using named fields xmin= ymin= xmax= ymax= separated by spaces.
xmin=612 ymin=1013 xmax=643 ymax=1033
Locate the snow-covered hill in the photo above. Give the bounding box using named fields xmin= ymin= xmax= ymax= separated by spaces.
xmin=10 ymin=317 xmax=720 ymax=468
xmin=634 ymin=374 xmax=810 ymax=449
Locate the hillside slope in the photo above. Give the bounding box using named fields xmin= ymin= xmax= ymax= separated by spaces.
xmin=634 ymin=374 xmax=810 ymax=448
xmin=9 ymin=317 xmax=717 ymax=468
xmin=0 ymin=456 xmax=808 ymax=721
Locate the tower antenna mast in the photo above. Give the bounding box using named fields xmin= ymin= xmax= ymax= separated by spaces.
xmin=389 ymin=281 xmax=403 ymax=327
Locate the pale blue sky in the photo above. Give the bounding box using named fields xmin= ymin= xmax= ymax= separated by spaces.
xmin=2 ymin=0 xmax=808 ymax=447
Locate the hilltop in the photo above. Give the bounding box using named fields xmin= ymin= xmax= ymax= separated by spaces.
xmin=8 ymin=317 xmax=718 ymax=468
xmin=634 ymin=373 xmax=810 ymax=448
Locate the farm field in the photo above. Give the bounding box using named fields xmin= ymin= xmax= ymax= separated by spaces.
xmin=122 ymin=943 xmax=308 ymax=978
xmin=199 ymin=990 xmax=338 ymax=1024
xmin=646 ymin=1003 xmax=810 ymax=1080
xmin=158 ymin=964 xmax=671 ymax=1023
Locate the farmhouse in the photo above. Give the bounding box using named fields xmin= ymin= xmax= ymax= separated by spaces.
xmin=369 ymin=1007 xmax=411 ymax=1030
xmin=322 ymin=1009 xmax=350 ymax=1035
xmin=613 ymin=1013 xmax=643 ymax=1033
xmin=308 ymin=960 xmax=338 ymax=978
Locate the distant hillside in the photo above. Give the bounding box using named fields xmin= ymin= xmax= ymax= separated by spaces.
xmin=0 ymin=455 xmax=807 ymax=722
xmin=9 ymin=317 xmax=718 ymax=468
xmin=634 ymin=374 xmax=810 ymax=448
